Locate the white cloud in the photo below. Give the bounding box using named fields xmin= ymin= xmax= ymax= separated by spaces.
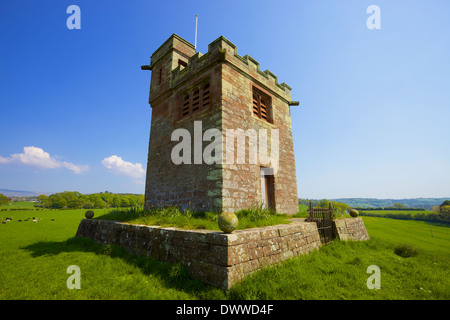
xmin=101 ymin=155 xmax=145 ymax=179
xmin=0 ymin=156 xmax=10 ymax=164
xmin=0 ymin=146 xmax=89 ymax=174
xmin=61 ymin=161 xmax=90 ymax=175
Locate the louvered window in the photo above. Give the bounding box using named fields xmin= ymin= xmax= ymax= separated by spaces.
xmin=182 ymin=94 xmax=190 ymax=117
xmin=192 ymin=89 xmax=200 ymax=112
xmin=179 ymin=82 xmax=211 ymax=119
xmin=202 ymin=83 xmax=210 ymax=108
xmin=252 ymin=88 xmax=272 ymax=123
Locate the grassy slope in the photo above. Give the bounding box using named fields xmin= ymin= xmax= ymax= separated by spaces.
xmin=362 ymin=216 xmax=449 ymax=257
xmin=228 ymin=217 xmax=450 ymax=299
xmin=0 ymin=209 xmax=449 ymax=299
xmin=0 ymin=209 xmax=223 ymax=299
xmin=229 ymin=239 xmax=449 ymax=299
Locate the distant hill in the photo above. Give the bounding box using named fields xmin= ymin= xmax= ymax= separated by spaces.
xmin=0 ymin=189 xmax=47 ymax=197
xmin=329 ymin=198 xmax=449 ymax=210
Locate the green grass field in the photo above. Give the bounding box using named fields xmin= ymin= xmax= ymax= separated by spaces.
xmin=0 ymin=208 xmax=448 ymax=300
xmin=97 ymin=206 xmax=291 ymax=231
xmin=1 ymin=201 xmax=38 ymax=209
xmin=362 ymin=217 xmax=449 ymax=257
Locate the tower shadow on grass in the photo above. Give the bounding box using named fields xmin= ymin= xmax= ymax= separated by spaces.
xmin=20 ymin=236 xmax=225 ymax=299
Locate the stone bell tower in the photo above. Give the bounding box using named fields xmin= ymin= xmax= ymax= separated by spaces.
xmin=141 ymin=34 xmax=299 ymax=214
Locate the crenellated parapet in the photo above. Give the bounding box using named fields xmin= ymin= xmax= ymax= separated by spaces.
xmin=170 ymin=35 xmax=293 ymax=103
xmin=207 ymin=36 xmax=292 ymax=92
xmin=142 ymin=34 xmax=294 ymax=105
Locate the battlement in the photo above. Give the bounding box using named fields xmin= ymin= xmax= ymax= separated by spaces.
xmin=208 ymin=36 xmax=292 ymax=91
xmin=141 ymin=34 xmax=295 ymax=105
xmin=149 ymin=34 xmax=196 ymax=69
xmin=169 ymin=35 xmax=293 ymax=102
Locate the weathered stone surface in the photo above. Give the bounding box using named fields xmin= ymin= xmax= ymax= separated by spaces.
xmin=75 ymin=219 xmax=326 ymax=290
xmin=333 ymin=217 xmax=370 ymax=241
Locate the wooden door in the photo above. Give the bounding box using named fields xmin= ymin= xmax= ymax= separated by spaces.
xmin=260 ymin=168 xmax=275 ymax=209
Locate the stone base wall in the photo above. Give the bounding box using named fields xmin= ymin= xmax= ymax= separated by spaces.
xmin=333 ymin=217 xmax=370 ymax=241
xmin=75 ymin=218 xmax=321 ymax=290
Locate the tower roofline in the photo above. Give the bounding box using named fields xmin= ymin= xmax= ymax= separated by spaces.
xmin=151 ymin=33 xmax=195 ymax=59
xmin=147 ymin=34 xmax=196 ymax=70
xmin=207 ymin=35 xmax=292 ymax=92
xmin=142 ymin=34 xmax=297 ymax=106
xmin=170 ymin=35 xmax=293 ymax=103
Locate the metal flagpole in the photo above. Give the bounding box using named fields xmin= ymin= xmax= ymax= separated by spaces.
xmin=195 ymin=14 xmax=198 ymax=52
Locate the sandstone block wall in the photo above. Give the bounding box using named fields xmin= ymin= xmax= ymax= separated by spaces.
xmin=333 ymin=217 xmax=370 ymax=241
xmin=75 ymin=218 xmax=320 ymax=290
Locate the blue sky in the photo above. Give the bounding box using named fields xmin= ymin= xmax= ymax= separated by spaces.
xmin=0 ymin=0 xmax=449 ymax=199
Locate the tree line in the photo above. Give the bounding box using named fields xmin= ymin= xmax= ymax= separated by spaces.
xmin=352 ymin=207 xmax=427 ymax=211
xmin=35 ymin=191 xmax=145 ymax=209
xmin=359 ymin=210 xmax=450 ymax=224
xmin=0 ymin=194 xmax=9 ymax=206
xmin=299 ymin=199 xmax=434 ymax=211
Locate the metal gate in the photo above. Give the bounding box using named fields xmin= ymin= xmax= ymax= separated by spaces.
xmin=307 ymin=202 xmax=334 ymax=244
